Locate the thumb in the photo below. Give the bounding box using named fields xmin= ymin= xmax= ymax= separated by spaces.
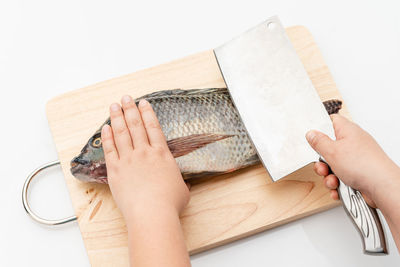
xmin=306 ymin=130 xmax=335 ymax=159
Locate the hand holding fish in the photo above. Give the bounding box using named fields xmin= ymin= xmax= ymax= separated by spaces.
xmin=306 ymin=114 xmax=400 ymax=252
xmin=101 ymin=95 xmax=190 ymax=267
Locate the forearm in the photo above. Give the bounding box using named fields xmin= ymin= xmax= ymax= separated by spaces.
xmin=373 ymin=165 xmax=400 ymax=252
xmin=126 ymin=204 xmax=191 ymax=267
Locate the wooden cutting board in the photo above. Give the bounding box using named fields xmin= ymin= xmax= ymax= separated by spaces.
xmin=46 ymin=26 xmax=349 ymax=266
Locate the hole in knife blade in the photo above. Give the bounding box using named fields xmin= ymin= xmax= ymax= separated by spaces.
xmin=267 ymin=21 xmax=276 ymax=30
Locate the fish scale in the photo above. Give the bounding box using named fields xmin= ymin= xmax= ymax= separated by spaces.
xmin=150 ymin=88 xmax=257 ymax=176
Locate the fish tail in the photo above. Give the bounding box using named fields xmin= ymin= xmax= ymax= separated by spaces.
xmin=323 ymin=99 xmax=342 ymax=115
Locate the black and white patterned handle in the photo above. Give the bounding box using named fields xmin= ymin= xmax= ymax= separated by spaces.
xmin=320 ymin=158 xmax=388 ymax=254
xmin=337 ymin=180 xmax=387 ymax=254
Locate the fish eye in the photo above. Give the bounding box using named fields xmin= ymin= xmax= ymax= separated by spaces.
xmin=91 ymin=137 xmax=102 ymax=148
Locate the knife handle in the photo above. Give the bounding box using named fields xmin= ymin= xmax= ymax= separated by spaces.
xmin=319 ymin=158 xmax=388 ymax=254
xmin=337 ymin=180 xmax=388 ymax=254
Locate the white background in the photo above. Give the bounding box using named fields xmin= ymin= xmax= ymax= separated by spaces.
xmin=1 ymin=0 xmax=399 ymax=266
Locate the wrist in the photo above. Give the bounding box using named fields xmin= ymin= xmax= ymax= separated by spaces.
xmin=371 ymin=163 xmax=400 ymax=209
xmin=123 ymin=199 xmax=181 ymax=226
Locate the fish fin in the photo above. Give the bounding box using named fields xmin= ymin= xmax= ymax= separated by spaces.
xmin=323 ymin=99 xmax=343 ymax=115
xmin=135 ymin=88 xmax=228 ymax=102
xmin=167 ymin=133 xmax=233 ymax=158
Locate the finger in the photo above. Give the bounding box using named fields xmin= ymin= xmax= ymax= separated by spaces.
xmin=323 ymin=174 xmax=339 ymax=190
xmin=330 ymin=114 xmax=349 ymax=125
xmin=330 ymin=190 xmax=339 ymax=200
xmin=313 ymin=162 xmax=330 ymax=176
xmin=110 ymin=103 xmax=133 ymax=156
xmin=101 ymin=124 xmax=118 ymax=162
xmin=306 ymin=130 xmax=335 ymax=161
xmin=121 ymin=95 xmax=149 ymax=148
xmin=330 ymin=114 xmax=350 ymax=137
xmin=138 ymin=99 xmax=167 ymax=148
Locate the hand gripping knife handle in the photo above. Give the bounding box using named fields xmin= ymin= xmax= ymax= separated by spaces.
xmin=213 ymin=15 xmax=388 ymax=255
xmin=320 ymin=157 xmax=388 ymax=254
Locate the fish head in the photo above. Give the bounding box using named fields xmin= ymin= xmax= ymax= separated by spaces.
xmin=70 ymin=130 xmax=108 ymax=184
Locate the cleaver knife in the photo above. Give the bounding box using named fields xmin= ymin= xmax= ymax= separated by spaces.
xmin=214 ymin=16 xmax=387 ymax=254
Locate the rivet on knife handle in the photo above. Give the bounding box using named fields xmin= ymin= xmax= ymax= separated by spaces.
xmin=337 ymin=180 xmax=387 ymax=254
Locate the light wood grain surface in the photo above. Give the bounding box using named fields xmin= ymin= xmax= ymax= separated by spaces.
xmin=46 ymin=26 xmax=349 ymax=266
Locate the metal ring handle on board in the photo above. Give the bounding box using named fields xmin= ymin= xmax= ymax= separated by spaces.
xmin=22 ymin=160 xmax=77 ymax=226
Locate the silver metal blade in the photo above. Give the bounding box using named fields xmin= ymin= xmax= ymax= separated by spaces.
xmin=214 ymin=16 xmax=335 ymax=181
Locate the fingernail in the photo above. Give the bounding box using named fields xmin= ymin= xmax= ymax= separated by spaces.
xmin=102 ymin=124 xmax=111 ymax=136
xmin=139 ymin=99 xmax=148 ymax=107
xmin=325 ymin=178 xmax=331 ymax=188
xmin=306 ymin=130 xmax=316 ymax=143
xmin=122 ymin=95 xmax=131 ymax=104
xmin=110 ymin=103 xmax=120 ymax=112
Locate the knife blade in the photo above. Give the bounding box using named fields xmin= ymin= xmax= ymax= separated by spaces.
xmin=214 ymin=16 xmax=387 ymax=254
xmin=214 ymin=16 xmax=334 ymax=181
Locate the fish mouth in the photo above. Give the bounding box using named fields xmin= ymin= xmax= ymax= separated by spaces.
xmin=70 ymin=161 xmax=108 ymax=183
